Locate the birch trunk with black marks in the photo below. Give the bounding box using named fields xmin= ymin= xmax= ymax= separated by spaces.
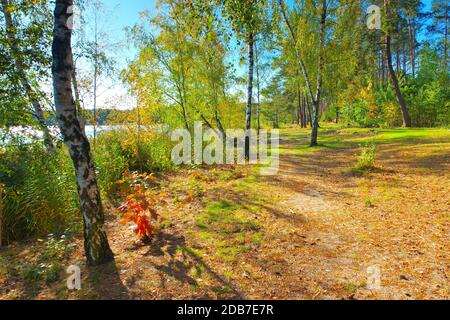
xmin=52 ymin=0 xmax=113 ymax=265
xmin=278 ymin=0 xmax=326 ymax=146
xmin=310 ymin=0 xmax=327 ymax=147
xmin=385 ymin=0 xmax=412 ymax=127
xmin=245 ymin=32 xmax=254 ymax=161
xmin=1 ymin=0 xmax=55 ymax=151
xmin=254 ymin=41 xmax=261 ymax=134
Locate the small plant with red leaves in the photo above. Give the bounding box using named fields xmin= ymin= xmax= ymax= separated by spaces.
xmin=115 ymin=172 xmax=166 ymax=242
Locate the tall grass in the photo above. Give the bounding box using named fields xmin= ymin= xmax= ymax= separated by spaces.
xmin=0 ymin=128 xmax=174 ymax=244
xmin=0 ymin=143 xmax=79 ymax=243
xmin=93 ymin=127 xmax=174 ymax=196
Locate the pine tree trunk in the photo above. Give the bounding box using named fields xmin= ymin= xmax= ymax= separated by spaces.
xmin=245 ymin=32 xmax=254 ymax=160
xmin=335 ymin=106 xmax=339 ymax=124
xmin=306 ymin=96 xmax=313 ymax=128
xmin=1 ymin=0 xmax=55 ymax=151
xmin=396 ymin=27 xmax=401 ymax=72
xmin=408 ymin=17 xmax=415 ymax=78
xmin=378 ymin=49 xmax=382 ymax=85
xmin=302 ymin=95 xmax=308 ymax=128
xmin=402 ymin=32 xmax=407 ymax=75
xmin=445 ymin=8 xmax=448 ymax=66
xmin=297 ymin=90 xmax=302 ymax=126
xmin=52 ymin=0 xmax=113 ymax=266
xmin=385 ymin=0 xmax=412 ymax=128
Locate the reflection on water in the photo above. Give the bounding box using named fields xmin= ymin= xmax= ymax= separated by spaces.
xmin=1 ymin=125 xmax=162 ymax=146
xmin=0 ymin=125 xmax=114 ymax=146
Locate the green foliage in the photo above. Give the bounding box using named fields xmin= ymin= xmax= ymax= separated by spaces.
xmin=0 ymin=143 xmax=79 ymax=243
xmin=403 ymin=45 xmax=450 ymax=127
xmin=0 ymin=126 xmax=175 ymax=243
xmin=93 ymin=128 xmax=174 ymax=195
xmin=93 ymin=131 xmax=129 ymax=195
xmin=0 ymin=0 xmax=54 ymax=126
xmin=352 ymin=141 xmax=376 ymax=175
xmin=20 ymin=234 xmax=69 ymax=285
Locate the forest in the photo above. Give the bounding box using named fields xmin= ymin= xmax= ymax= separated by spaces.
xmin=0 ymin=0 xmax=448 ymax=300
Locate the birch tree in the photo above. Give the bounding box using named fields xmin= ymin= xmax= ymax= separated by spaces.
xmin=52 ymin=0 xmax=113 ymax=265
xmin=220 ymin=0 xmax=266 ymax=159
xmin=278 ymin=0 xmax=328 ymax=146
xmin=1 ymin=0 xmax=55 ymax=151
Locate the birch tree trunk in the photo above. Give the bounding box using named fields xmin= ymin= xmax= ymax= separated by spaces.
xmin=310 ymin=0 xmax=327 ymax=147
xmin=1 ymin=0 xmax=55 ymax=151
xmin=52 ymin=0 xmax=113 ymax=265
xmin=254 ymin=41 xmax=261 ymax=135
xmin=245 ymin=32 xmax=254 ymax=160
xmin=278 ymin=0 xmax=326 ymax=146
xmin=385 ymin=0 xmax=412 ymax=127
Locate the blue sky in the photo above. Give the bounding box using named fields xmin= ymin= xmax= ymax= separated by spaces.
xmin=100 ymin=0 xmax=157 ymax=63
xmin=99 ymin=0 xmax=436 ymax=72
xmin=84 ymin=0 xmax=436 ymax=109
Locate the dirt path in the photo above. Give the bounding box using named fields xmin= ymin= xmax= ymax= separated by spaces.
xmin=249 ymin=131 xmax=450 ymax=299
xmin=1 ymin=128 xmax=448 ymax=300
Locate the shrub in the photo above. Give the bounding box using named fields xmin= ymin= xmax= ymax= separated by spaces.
xmin=352 ymin=141 xmax=376 ymax=175
xmin=115 ymin=172 xmax=166 ymax=242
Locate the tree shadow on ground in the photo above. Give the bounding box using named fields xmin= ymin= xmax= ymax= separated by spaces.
xmin=144 ymin=231 xmax=245 ymax=299
xmin=86 ymin=258 xmax=130 ymax=299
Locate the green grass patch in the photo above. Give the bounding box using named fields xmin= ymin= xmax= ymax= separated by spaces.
xmin=193 ymin=198 xmax=261 ymax=264
xmin=281 ymin=126 xmax=450 ymax=156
